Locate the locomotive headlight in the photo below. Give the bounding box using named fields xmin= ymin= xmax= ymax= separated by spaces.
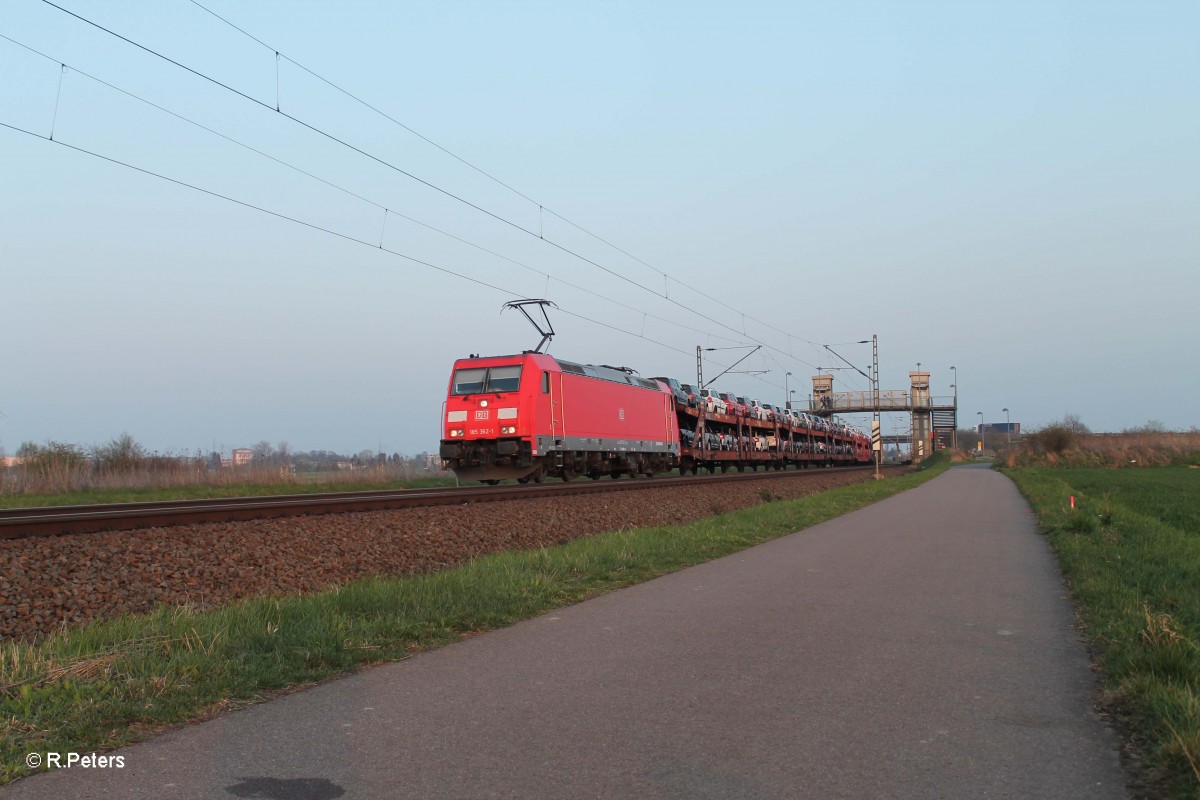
xmin=479 ymin=399 xmax=489 ymax=408
xmin=449 ymin=429 xmax=464 ymax=438
xmin=501 ymin=426 xmax=516 ymax=434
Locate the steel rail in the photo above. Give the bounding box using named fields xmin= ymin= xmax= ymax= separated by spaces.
xmin=0 ymin=465 xmax=877 ymax=539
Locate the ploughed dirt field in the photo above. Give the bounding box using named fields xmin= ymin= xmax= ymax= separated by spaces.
xmin=1 ymin=468 xmax=896 ymax=642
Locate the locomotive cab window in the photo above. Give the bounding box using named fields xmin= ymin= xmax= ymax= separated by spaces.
xmin=451 ymin=365 xmax=522 ymax=395
xmin=452 ymin=368 xmax=486 ymax=395
xmin=487 ymin=365 xmax=522 ymax=392
xmin=542 ymin=371 xmax=550 ymax=393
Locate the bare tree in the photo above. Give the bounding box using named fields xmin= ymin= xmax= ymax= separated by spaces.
xmin=1061 ymin=413 xmax=1090 ymax=434
xmin=1124 ymin=419 xmax=1167 ymax=433
xmin=251 ymin=440 xmax=275 ymax=462
xmin=92 ymin=433 xmax=146 ymax=472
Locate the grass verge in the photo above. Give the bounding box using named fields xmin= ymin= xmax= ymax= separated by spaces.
xmin=0 ymin=477 xmax=458 ymax=509
xmin=1004 ymin=466 xmax=1200 ymax=798
xmin=1 ymin=457 xmax=946 ymax=784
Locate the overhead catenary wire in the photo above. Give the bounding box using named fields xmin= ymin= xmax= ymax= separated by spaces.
xmin=188 ymin=0 xmax=829 ymax=352
xmin=0 ymin=121 xmax=515 ymax=295
xmin=38 ymin=0 xmax=548 ymax=243
xmin=0 ymin=119 xmax=790 ymax=388
xmin=187 ymin=0 xmax=542 ymax=208
xmin=49 ymin=63 xmax=66 ymax=140
xmin=0 ymin=31 xmax=751 ymax=351
xmin=546 ymin=206 xmax=826 ymax=349
xmin=38 ymin=0 xmax=667 ymax=300
xmin=41 ymin=0 xmax=823 ymax=373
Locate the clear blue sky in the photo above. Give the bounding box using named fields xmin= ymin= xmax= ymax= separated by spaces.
xmin=2 ymin=0 xmax=1197 ymax=456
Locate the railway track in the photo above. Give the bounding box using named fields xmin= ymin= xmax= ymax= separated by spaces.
xmin=0 ymin=465 xmax=874 ymax=539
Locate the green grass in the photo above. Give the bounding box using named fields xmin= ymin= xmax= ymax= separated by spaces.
xmin=1 ymin=457 xmax=947 ymax=784
xmin=0 ymin=477 xmax=458 ymax=509
xmin=1004 ymin=466 xmax=1200 ymax=798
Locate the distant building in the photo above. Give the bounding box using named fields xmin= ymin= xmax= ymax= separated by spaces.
xmin=978 ymin=423 xmax=1021 ymax=435
xmin=0 ymin=456 xmax=25 ymax=468
xmin=232 ymin=448 xmax=253 ymax=466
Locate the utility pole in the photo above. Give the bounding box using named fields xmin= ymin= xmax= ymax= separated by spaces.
xmin=872 ymin=334 xmax=881 ymax=480
xmin=950 ymin=366 xmax=957 ymax=452
xmin=823 ymin=336 xmax=881 ymax=479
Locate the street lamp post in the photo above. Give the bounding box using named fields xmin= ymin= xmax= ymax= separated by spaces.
xmin=977 ymin=411 xmax=985 ymax=455
xmin=950 ymin=384 xmax=957 ymax=450
xmin=785 ymin=372 xmax=792 ymax=408
xmin=1003 ymin=407 xmax=1011 ymax=451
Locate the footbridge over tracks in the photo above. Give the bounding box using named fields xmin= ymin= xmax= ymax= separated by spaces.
xmin=808 ymin=371 xmax=957 ymax=462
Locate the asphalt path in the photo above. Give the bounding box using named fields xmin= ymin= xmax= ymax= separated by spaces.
xmin=6 ymin=464 xmax=1130 ymax=799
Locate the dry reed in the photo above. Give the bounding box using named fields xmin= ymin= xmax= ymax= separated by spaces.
xmin=0 ymin=459 xmax=446 ymax=497
xmin=1008 ymin=431 xmax=1200 ymax=468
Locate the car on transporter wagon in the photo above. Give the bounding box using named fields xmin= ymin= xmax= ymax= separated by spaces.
xmin=718 ymin=392 xmax=746 ymax=417
xmin=650 ymin=376 xmax=695 ymax=408
xmin=679 ymin=382 xmax=700 ymax=406
xmin=698 ymin=388 xmax=728 ymax=415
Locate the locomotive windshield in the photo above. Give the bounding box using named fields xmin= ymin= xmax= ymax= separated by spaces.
xmin=452 ymin=368 xmax=487 ymax=395
xmin=452 ymin=365 xmax=522 ymax=395
xmin=487 ymin=365 xmax=522 ymax=392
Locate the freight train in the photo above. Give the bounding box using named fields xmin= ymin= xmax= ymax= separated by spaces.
xmin=439 ymin=351 xmax=872 ymax=483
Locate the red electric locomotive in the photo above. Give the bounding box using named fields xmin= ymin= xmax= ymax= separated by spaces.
xmin=439 ymin=352 xmax=680 ymax=483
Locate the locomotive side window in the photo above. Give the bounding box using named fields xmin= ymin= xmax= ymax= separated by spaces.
xmin=542 ymin=371 xmax=550 ymax=393
xmin=452 ymin=368 xmax=487 ymax=395
xmin=487 ymin=365 xmax=522 ymax=392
